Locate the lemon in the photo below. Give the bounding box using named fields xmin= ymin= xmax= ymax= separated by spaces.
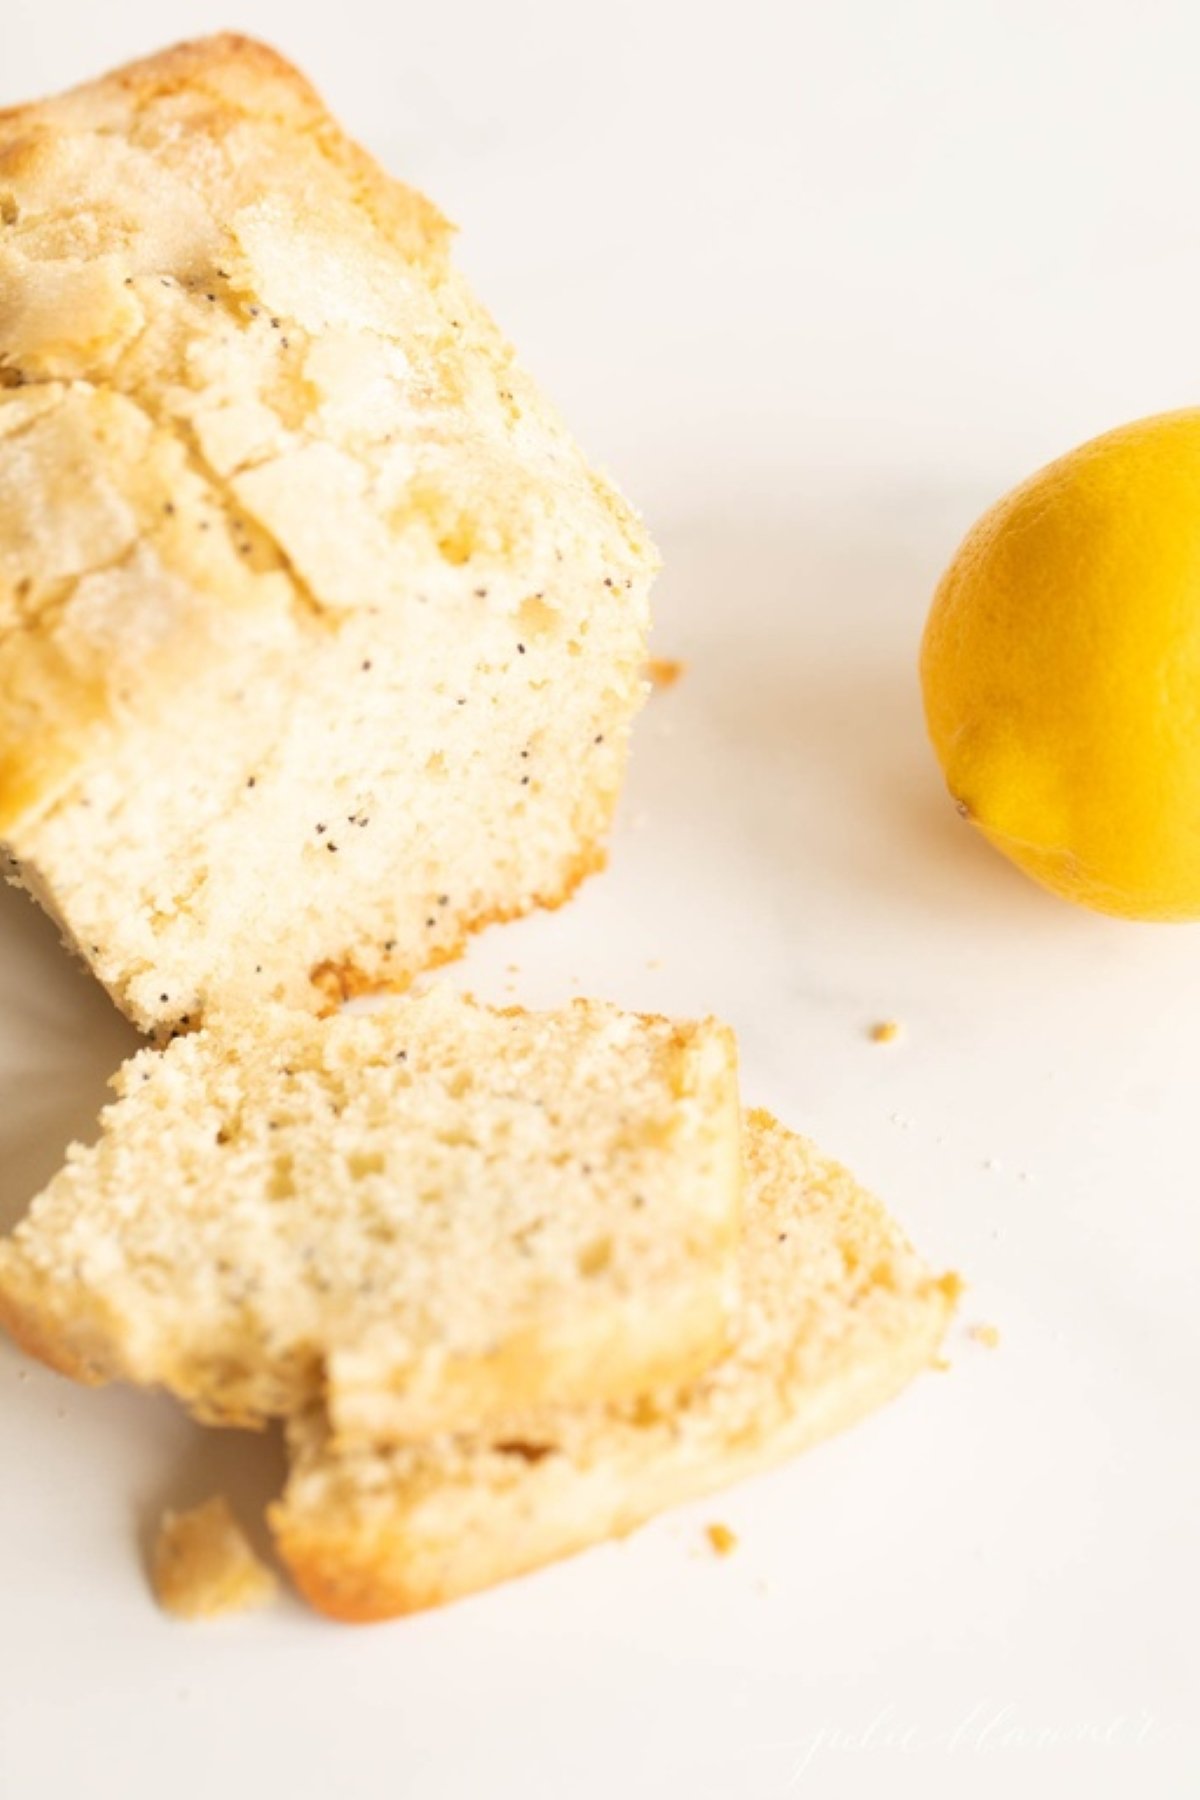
xmin=920 ymin=409 xmax=1200 ymax=920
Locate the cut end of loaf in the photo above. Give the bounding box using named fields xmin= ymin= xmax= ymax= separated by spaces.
xmin=0 ymin=36 xmax=656 ymax=1033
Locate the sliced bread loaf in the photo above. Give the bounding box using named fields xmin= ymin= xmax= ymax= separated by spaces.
xmin=0 ymin=990 xmax=742 ymax=1438
xmin=0 ymin=36 xmax=656 ymax=1034
xmin=271 ymin=1110 xmax=958 ymax=1620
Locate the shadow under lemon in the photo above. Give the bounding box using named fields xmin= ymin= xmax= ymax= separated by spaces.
xmin=639 ymin=490 xmax=1064 ymax=936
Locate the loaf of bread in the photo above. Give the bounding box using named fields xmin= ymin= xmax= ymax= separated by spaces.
xmin=0 ymin=35 xmax=656 ymax=1034
xmin=0 ymin=989 xmax=742 ymax=1439
xmin=271 ymin=1111 xmax=959 ymax=1620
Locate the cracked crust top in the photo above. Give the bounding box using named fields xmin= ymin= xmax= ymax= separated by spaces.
xmin=0 ymin=35 xmax=654 ymax=831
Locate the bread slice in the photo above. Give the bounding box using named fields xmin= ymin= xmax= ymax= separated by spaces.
xmin=271 ymin=1111 xmax=958 ymax=1621
xmin=0 ymin=989 xmax=742 ymax=1438
xmin=0 ymin=36 xmax=656 ymax=1035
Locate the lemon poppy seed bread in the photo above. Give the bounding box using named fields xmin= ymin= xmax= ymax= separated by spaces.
xmin=271 ymin=1111 xmax=959 ymax=1621
xmin=0 ymin=35 xmax=656 ymax=1033
xmin=0 ymin=989 xmax=743 ymax=1439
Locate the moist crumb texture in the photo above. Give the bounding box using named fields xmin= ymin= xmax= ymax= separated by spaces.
xmin=271 ymin=1111 xmax=960 ymax=1621
xmin=0 ymin=989 xmax=742 ymax=1439
xmin=0 ymin=35 xmax=657 ymax=1033
xmin=151 ymin=1494 xmax=278 ymax=1620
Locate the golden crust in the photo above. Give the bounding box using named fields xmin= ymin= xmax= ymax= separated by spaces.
xmin=0 ymin=35 xmax=654 ymax=836
xmin=0 ymin=34 xmax=451 ymax=263
xmin=0 ymin=384 xmax=296 ymax=833
xmin=305 ymin=832 xmax=610 ymax=1011
xmin=0 ymin=1264 xmax=118 ymax=1388
xmin=0 ymin=42 xmax=344 ymax=827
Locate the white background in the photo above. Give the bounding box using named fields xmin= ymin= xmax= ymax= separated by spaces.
xmin=2 ymin=3 xmax=1198 ymax=1796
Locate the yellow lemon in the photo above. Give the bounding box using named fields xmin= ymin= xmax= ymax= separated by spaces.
xmin=920 ymin=409 xmax=1200 ymax=919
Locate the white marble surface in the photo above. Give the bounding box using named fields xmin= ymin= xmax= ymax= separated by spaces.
xmin=1 ymin=4 xmax=1198 ymax=1797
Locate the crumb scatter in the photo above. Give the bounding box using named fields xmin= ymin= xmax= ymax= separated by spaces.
xmin=151 ymin=1496 xmax=277 ymax=1622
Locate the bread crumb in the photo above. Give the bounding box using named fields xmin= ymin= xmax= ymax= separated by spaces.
xmin=151 ymin=1496 xmax=278 ymax=1621
xmin=969 ymin=1322 xmax=1001 ymax=1349
xmin=647 ymin=657 xmax=685 ymax=691
xmin=705 ymin=1522 xmax=738 ymax=1557
xmin=869 ymin=1020 xmax=903 ymax=1044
